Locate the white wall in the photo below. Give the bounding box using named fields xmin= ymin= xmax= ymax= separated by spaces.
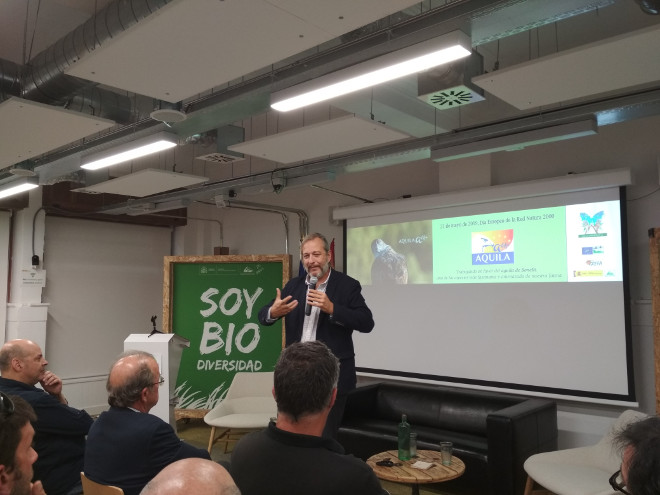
xmin=41 ymin=217 xmax=173 ymax=414
xmin=0 ymin=211 xmax=10 ymax=344
xmin=5 ymin=113 xmax=658 ymax=444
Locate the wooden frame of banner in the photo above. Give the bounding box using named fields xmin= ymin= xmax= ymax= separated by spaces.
xmin=163 ymin=254 xmax=291 ymax=421
xmin=649 ymin=229 xmax=660 ymax=414
xmin=163 ymin=254 xmax=290 ymax=340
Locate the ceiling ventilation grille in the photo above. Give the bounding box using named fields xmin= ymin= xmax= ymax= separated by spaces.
xmin=196 ymin=152 xmax=244 ymax=164
xmin=195 ymin=125 xmax=244 ymax=164
xmin=422 ymin=86 xmax=484 ymax=109
xmin=417 ymin=53 xmax=484 ymax=110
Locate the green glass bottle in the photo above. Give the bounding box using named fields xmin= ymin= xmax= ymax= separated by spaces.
xmin=398 ymin=414 xmax=411 ymax=460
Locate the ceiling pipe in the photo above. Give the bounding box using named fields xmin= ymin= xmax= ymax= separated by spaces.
xmin=218 ymin=204 xmax=291 ymax=255
xmin=635 ymin=0 xmax=660 ymax=14
xmin=0 ymin=56 xmax=140 ymax=125
xmin=0 ymin=59 xmax=21 ymax=97
xmin=21 ymin=0 xmax=173 ymax=104
xmin=85 ymin=85 xmax=660 ymax=217
xmin=0 ymin=0 xmax=173 ymax=125
xmin=216 ymin=200 xmax=309 ymax=245
xmin=4 ymin=0 xmax=658 ymax=194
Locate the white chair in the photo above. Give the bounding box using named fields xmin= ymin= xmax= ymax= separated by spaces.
xmin=523 ymin=409 xmax=648 ymax=495
xmin=203 ymin=371 xmax=277 ymax=454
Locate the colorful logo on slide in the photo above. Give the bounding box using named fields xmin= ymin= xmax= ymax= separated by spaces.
xmin=579 ymin=211 xmax=605 ymax=236
xmin=582 ymin=246 xmax=604 ymax=255
xmin=471 ymin=230 xmax=514 ymax=265
xmin=573 ymin=270 xmax=603 ymax=277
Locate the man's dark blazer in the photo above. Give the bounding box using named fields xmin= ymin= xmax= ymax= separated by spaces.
xmin=84 ymin=406 xmax=210 ymax=495
xmin=258 ymin=269 xmax=374 ymax=393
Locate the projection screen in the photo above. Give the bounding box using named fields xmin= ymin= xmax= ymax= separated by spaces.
xmin=336 ymin=170 xmax=634 ymax=404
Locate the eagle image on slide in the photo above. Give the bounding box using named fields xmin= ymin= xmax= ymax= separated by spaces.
xmin=371 ymin=238 xmax=408 ymax=284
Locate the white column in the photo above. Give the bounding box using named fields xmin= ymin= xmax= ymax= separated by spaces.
xmin=6 ymin=188 xmax=48 ymax=349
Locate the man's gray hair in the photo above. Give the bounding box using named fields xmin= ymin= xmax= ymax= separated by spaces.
xmin=107 ymin=350 xmax=157 ymax=408
xmin=300 ymin=233 xmax=330 ymax=254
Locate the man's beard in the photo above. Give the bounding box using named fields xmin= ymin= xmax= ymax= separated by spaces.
xmin=9 ymin=467 xmax=32 ymax=495
xmin=307 ymin=262 xmax=330 ymax=277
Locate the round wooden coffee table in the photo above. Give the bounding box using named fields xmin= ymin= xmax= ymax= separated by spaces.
xmin=367 ymin=449 xmax=465 ymax=495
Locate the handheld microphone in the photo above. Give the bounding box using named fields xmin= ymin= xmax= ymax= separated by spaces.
xmin=305 ymin=276 xmax=318 ymax=316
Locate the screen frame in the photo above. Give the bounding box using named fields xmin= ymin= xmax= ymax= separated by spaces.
xmin=337 ymin=170 xmax=636 ymax=405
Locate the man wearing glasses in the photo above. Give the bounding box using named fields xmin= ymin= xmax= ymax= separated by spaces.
xmin=0 ymin=339 xmax=93 ymax=495
xmin=84 ymin=350 xmax=210 ymax=495
xmin=0 ymin=393 xmax=45 ymax=495
xmin=609 ymin=415 xmax=660 ymax=495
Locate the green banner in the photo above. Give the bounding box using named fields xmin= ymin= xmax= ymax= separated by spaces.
xmin=166 ymin=257 xmax=287 ymax=409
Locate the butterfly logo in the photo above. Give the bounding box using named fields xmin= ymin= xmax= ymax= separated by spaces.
xmin=580 ymin=211 xmax=604 ymax=234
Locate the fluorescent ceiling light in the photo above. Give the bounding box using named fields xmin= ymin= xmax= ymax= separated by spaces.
xmin=271 ymin=31 xmax=472 ymax=112
xmin=430 ymin=119 xmax=598 ymax=162
xmin=81 ymin=132 xmax=178 ymax=170
xmin=0 ymin=177 xmax=39 ymax=199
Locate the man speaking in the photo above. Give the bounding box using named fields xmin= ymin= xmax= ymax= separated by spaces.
xmin=259 ymin=233 xmax=374 ymax=438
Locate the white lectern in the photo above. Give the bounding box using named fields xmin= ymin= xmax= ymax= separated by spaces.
xmin=123 ymin=333 xmax=190 ymax=430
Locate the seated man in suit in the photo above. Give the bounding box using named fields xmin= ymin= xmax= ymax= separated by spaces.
xmin=230 ymin=341 xmax=388 ymax=495
xmin=140 ymin=458 xmax=239 ymax=495
xmin=611 ymin=415 xmax=660 ymax=495
xmin=0 ymin=339 xmax=93 ymax=495
xmin=84 ymin=350 xmax=210 ymax=495
xmin=0 ymin=393 xmax=45 ymax=495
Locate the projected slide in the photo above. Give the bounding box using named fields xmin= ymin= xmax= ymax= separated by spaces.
xmin=347 ymin=200 xmax=622 ymax=285
xmin=344 ymin=185 xmax=632 ymax=404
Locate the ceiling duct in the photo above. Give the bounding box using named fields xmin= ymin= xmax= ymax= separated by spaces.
xmin=469 ymin=0 xmax=616 ymax=46
xmin=196 ymin=125 xmax=244 ymax=164
xmin=0 ymin=58 xmax=21 ymax=97
xmin=0 ymin=0 xmax=171 ymax=125
xmin=7 ymin=161 xmax=36 ymax=177
xmin=417 ymin=52 xmax=484 ymax=110
xmin=635 ymin=0 xmax=660 ymax=14
xmin=21 ymin=0 xmax=172 ymax=104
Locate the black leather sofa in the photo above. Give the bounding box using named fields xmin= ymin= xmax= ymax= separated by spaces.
xmin=337 ymin=382 xmax=557 ymax=495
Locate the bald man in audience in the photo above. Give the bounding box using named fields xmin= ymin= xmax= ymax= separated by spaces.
xmin=0 ymin=339 xmax=92 ymax=495
xmin=84 ymin=350 xmax=210 ymax=495
xmin=140 ymin=459 xmax=240 ymax=495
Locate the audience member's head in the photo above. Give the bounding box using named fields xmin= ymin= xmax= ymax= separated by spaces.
xmin=0 ymin=394 xmax=39 ymax=495
xmin=273 ymin=341 xmax=339 ymax=422
xmin=0 ymin=340 xmax=48 ymax=386
xmin=107 ymin=350 xmax=161 ymax=412
xmin=612 ymin=415 xmax=660 ymax=495
xmin=139 ymin=458 xmax=239 ymax=495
